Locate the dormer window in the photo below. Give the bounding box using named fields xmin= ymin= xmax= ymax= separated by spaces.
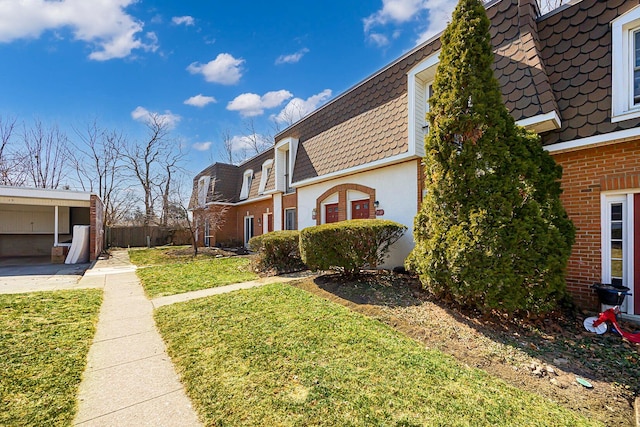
xmin=274 ymin=137 xmax=298 ymax=193
xmin=612 ymin=5 xmax=640 ymax=122
xmin=239 ymin=169 xmax=253 ymax=200
xmin=408 ymin=52 xmax=439 ymax=157
xmin=197 ymin=176 xmax=210 ymax=207
xmin=422 ymin=82 xmax=433 ymax=134
xmin=258 ymin=159 xmax=273 ymax=194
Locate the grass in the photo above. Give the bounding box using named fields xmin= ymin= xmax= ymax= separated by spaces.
xmin=155 ymin=283 xmax=598 ymax=426
xmin=135 ymin=255 xmax=258 ymax=298
xmin=128 ymin=246 xmax=200 ymax=266
xmin=0 ymin=289 xmax=102 ymax=427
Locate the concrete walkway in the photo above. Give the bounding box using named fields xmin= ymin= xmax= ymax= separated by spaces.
xmin=151 ymin=273 xmax=313 ymax=308
xmin=73 ymin=251 xmax=202 ymax=427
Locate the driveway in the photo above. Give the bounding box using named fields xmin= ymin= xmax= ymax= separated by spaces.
xmin=0 ymin=262 xmax=93 ymax=294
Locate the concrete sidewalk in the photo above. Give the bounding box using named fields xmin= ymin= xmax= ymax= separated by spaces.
xmin=73 ymin=251 xmax=202 ymax=427
xmin=151 ymin=272 xmax=314 ymax=308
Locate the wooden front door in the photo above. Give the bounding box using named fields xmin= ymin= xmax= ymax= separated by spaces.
xmin=351 ymin=200 xmax=370 ymax=219
xmin=325 ymin=203 xmax=339 ymax=223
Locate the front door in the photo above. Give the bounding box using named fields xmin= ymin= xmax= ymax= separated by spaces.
xmin=602 ymin=194 xmax=638 ymax=315
xmin=351 ymin=200 xmax=370 ymax=219
xmin=244 ymin=216 xmax=254 ymax=247
xmin=325 ymin=203 xmax=339 ymax=223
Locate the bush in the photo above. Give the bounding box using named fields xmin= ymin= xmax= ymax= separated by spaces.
xmin=248 ymin=230 xmax=305 ymax=274
xmin=300 ymin=219 xmax=407 ymax=276
xmin=406 ymin=0 xmax=575 ymax=314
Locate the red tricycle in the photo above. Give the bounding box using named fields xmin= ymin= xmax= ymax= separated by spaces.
xmin=583 ymin=306 xmax=640 ymax=344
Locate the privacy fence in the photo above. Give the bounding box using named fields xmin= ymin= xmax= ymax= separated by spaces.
xmin=106 ymin=226 xmax=192 ymax=248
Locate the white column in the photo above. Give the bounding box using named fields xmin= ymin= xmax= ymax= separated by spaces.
xmin=54 ymin=205 xmax=59 ymax=247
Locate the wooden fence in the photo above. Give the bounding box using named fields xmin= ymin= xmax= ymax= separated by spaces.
xmin=106 ymin=226 xmax=192 ymax=248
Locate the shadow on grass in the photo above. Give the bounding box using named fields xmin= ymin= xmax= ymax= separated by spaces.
xmin=294 ymin=272 xmax=638 ymax=426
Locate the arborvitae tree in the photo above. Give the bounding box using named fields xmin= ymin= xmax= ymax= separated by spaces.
xmin=406 ymin=0 xmax=575 ymax=313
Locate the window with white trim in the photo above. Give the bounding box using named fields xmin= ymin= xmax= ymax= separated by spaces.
xmin=284 ymin=208 xmax=296 ymax=230
xmin=274 ymin=137 xmax=298 ymax=193
xmin=197 ymin=176 xmax=210 ymax=207
xmin=239 ymin=169 xmax=253 ymax=200
xmin=612 ymin=5 xmax=640 ymax=122
xmin=258 ymin=159 xmax=273 ymax=194
xmin=407 ymin=52 xmax=439 ymax=157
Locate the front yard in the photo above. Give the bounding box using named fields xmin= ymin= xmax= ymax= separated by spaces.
xmin=155 ymin=283 xmax=596 ymax=426
xmin=131 ymin=246 xmax=258 ymax=298
xmin=128 ymin=247 xmax=638 ymax=425
xmin=0 ymin=289 xmax=102 ymax=427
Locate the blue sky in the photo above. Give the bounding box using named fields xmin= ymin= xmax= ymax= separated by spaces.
xmin=0 ymin=0 xmax=456 ymax=177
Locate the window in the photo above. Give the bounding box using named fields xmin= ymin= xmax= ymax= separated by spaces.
xmin=601 ymin=194 xmax=633 ymax=314
xmin=239 ymin=169 xmax=253 ymax=200
xmin=407 ymin=52 xmax=439 ymax=157
xmin=258 ymin=159 xmax=273 ymax=194
xmin=634 ymin=30 xmax=640 ymax=105
xmin=612 ymin=6 xmax=640 ymax=122
xmin=422 ymin=82 xmax=433 ymax=135
xmin=274 ymin=137 xmax=298 ymax=193
xmin=284 ymin=208 xmax=296 ymax=230
xmin=197 ymin=176 xmax=210 ymax=206
xmin=284 ymin=149 xmax=293 ymax=193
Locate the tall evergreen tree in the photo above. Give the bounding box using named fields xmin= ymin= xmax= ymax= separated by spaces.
xmin=406 ymin=0 xmax=575 ymax=313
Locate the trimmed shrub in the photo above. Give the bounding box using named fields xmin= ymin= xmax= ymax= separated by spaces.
xmin=300 ymin=219 xmax=407 ymax=276
xmin=249 ymin=230 xmax=305 ymax=274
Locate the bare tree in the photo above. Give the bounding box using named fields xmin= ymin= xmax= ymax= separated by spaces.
xmin=121 ymin=113 xmax=183 ymax=226
xmin=173 ymin=180 xmax=229 ymax=256
xmin=70 ymin=120 xmax=130 ymax=226
xmin=21 ymin=120 xmax=70 ymax=189
xmin=537 ymin=0 xmax=563 ymax=14
xmin=0 ymin=115 xmax=22 ymax=185
xmin=242 ymin=118 xmax=273 ymax=157
xmin=157 ymin=149 xmax=186 ymax=227
xmin=217 ymin=128 xmax=237 ymax=165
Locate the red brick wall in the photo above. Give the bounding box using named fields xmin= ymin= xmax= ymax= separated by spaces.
xmin=552 ymin=139 xmax=640 ymax=309
xmin=282 ymin=193 xmax=297 ymax=229
xmin=236 ymin=199 xmax=273 ymax=239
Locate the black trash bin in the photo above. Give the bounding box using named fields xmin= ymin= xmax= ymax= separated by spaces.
xmin=591 ymin=283 xmax=631 ymax=305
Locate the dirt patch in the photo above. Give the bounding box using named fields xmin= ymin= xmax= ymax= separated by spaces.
xmin=291 ymin=272 xmax=638 ymax=427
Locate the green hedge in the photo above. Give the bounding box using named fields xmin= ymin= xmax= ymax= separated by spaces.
xmin=300 ymin=219 xmax=407 ymax=276
xmin=249 ymin=230 xmax=305 ymax=274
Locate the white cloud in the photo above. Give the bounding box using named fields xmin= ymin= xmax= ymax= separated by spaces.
xmin=227 ymin=90 xmax=293 ymax=117
xmin=364 ymin=0 xmax=455 ymax=47
xmin=187 ymin=53 xmax=244 ymax=85
xmin=172 ymin=16 xmax=195 ymax=26
xmin=272 ymin=89 xmax=332 ymax=125
xmin=275 ymin=48 xmax=309 ymax=65
xmin=364 ymin=0 xmax=424 ymax=31
xmin=184 ymin=94 xmax=217 ymax=107
xmin=131 ymin=106 xmax=181 ymax=129
xmin=415 ymin=0 xmax=456 ymax=45
xmin=369 ymin=33 xmax=390 ymax=47
xmin=192 ymin=141 xmax=212 ymax=151
xmin=0 ymin=0 xmax=156 ymax=61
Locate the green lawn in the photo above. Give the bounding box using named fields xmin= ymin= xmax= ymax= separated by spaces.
xmin=135 ymin=256 xmax=258 ymax=298
xmin=155 ymin=283 xmax=598 ymax=426
xmin=128 ymin=246 xmax=195 ymax=266
xmin=0 ymin=289 xmax=102 ymax=427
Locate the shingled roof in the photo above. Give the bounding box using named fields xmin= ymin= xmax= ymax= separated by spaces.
xmin=538 ymin=0 xmax=640 ymax=145
xmin=191 ymin=149 xmax=275 ymax=206
xmin=280 ymin=0 xmax=563 ymax=184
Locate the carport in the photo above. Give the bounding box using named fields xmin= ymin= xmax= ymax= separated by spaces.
xmin=0 ymin=186 xmax=104 ymax=263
